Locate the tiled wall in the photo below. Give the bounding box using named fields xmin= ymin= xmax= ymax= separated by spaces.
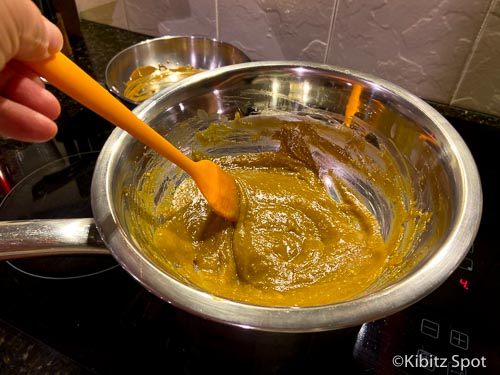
xmin=76 ymin=0 xmax=500 ymax=117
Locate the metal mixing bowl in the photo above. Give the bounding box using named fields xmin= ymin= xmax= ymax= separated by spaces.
xmin=92 ymin=61 xmax=482 ymax=332
xmin=105 ymin=36 xmax=251 ymax=107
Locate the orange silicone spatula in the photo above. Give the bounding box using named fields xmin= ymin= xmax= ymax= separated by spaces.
xmin=25 ymin=52 xmax=239 ymax=222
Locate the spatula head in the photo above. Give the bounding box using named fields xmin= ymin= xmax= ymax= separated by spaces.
xmin=194 ymin=160 xmax=240 ymax=222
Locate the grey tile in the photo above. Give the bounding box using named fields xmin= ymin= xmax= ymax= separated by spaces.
xmin=122 ymin=0 xmax=216 ymax=38
xmin=217 ymin=0 xmax=334 ymax=62
xmin=326 ymin=0 xmax=491 ymax=103
xmin=451 ymin=0 xmax=500 ymax=116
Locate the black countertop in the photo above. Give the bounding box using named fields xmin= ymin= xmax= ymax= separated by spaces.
xmin=67 ymin=20 xmax=149 ymax=86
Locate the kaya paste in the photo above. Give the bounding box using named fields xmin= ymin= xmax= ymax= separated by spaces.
xmin=137 ymin=115 xmax=426 ymax=307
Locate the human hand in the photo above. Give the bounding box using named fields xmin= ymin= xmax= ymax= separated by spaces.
xmin=0 ymin=0 xmax=63 ymax=142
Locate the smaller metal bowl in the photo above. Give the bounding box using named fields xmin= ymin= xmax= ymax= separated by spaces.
xmin=105 ymin=36 xmax=251 ymax=107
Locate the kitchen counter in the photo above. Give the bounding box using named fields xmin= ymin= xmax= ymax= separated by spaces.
xmin=67 ymin=19 xmax=149 ymax=86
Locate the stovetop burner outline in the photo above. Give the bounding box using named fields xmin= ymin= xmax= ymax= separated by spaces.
xmin=6 ymin=259 xmax=119 ymax=280
xmin=0 ymin=151 xmax=118 ymax=279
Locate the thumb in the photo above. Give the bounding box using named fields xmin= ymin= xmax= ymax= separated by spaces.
xmin=0 ymin=0 xmax=63 ymax=69
xmin=17 ymin=16 xmax=64 ymax=61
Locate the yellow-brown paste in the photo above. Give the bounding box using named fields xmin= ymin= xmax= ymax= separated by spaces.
xmin=124 ymin=64 xmax=204 ymax=102
xmin=137 ymin=116 xmax=425 ymax=307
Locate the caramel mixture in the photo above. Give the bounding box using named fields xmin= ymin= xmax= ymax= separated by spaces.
xmin=124 ymin=64 xmax=204 ymax=102
xmin=153 ymin=153 xmax=389 ymax=306
xmin=131 ymin=114 xmax=426 ymax=307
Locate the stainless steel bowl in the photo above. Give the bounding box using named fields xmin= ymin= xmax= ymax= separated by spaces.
xmin=91 ymin=61 xmax=482 ymax=332
xmin=0 ymin=61 xmax=481 ymax=333
xmin=105 ymin=36 xmax=251 ymax=107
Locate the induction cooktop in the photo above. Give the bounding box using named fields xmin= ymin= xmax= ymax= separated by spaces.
xmin=0 ymin=106 xmax=498 ymax=374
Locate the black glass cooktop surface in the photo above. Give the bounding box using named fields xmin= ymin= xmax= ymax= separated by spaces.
xmin=0 ymin=106 xmax=498 ymax=374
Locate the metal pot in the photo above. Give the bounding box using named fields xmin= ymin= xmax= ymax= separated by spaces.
xmin=0 ymin=62 xmax=482 ymax=333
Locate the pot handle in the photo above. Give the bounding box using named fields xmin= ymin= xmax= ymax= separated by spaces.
xmin=0 ymin=218 xmax=110 ymax=261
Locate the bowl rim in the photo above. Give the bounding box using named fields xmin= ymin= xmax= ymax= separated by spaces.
xmin=93 ymin=61 xmax=482 ymax=332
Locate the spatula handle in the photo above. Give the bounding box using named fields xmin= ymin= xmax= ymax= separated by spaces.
xmin=24 ymin=52 xmax=196 ymax=172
